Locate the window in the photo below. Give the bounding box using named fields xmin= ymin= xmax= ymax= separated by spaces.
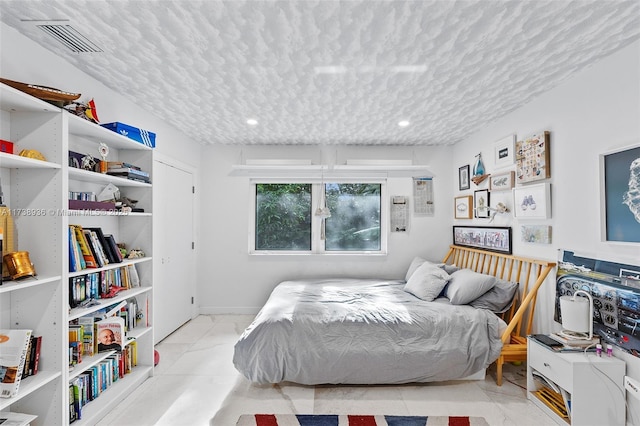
xmin=255 ymin=184 xmax=311 ymax=251
xmin=252 ymin=181 xmax=385 ymax=254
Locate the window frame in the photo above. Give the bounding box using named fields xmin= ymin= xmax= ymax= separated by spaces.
xmin=249 ymin=178 xmax=388 ymax=255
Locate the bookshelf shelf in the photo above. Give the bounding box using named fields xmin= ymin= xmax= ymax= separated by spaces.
xmin=70 ymin=366 xmax=152 ymax=426
xmin=69 ymin=352 xmax=113 ymax=381
xmin=68 ymin=167 xmax=151 ymax=187
xmin=67 ymin=113 xmax=152 ymax=151
xmin=1 ymin=81 xmax=154 ymax=425
xmin=0 ymin=371 xmax=62 ymax=411
xmin=0 ymin=152 xmax=61 ymax=169
xmin=0 ymin=275 xmax=61 ymax=294
xmin=68 ymin=257 xmax=152 ymax=278
xmin=126 ymin=325 xmax=152 ymax=341
xmin=0 ymin=83 xmax=60 ymax=113
xmin=68 ymin=286 xmax=152 ymax=322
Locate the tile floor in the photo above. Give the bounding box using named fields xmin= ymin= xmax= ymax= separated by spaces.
xmin=96 ymin=315 xmax=557 ymax=426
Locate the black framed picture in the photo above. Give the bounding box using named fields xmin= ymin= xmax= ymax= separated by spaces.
xmin=474 ymin=189 xmax=490 ymax=218
xmin=601 ymin=144 xmax=640 ymax=243
xmin=453 ymin=225 xmax=512 ymax=254
xmin=459 ymin=165 xmax=470 ymax=191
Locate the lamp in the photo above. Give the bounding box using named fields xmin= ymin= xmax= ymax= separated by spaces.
xmin=314 ymin=171 xmax=331 ymax=240
xmin=314 ymin=172 xmax=331 ymax=219
xmin=559 ymin=290 xmax=593 ymax=340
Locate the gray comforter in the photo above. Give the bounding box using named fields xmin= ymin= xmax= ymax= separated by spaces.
xmin=233 ymin=278 xmax=505 ymax=385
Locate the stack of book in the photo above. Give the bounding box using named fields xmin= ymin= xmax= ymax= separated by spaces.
xmin=106 ymin=161 xmax=150 ymax=183
xmin=69 ymin=225 xmax=123 ymax=272
xmin=548 ymin=332 xmax=600 ymax=349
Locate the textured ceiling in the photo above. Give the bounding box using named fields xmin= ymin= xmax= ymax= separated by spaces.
xmin=1 ymin=1 xmax=639 ymax=146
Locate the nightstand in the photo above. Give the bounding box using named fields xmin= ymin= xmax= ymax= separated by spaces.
xmin=527 ymin=336 xmax=626 ymax=425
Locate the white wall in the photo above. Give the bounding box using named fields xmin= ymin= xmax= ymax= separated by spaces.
xmin=451 ymin=40 xmax=640 ymax=416
xmin=198 ymin=144 xmax=454 ymax=312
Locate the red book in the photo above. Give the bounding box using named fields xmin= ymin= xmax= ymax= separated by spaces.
xmin=32 ymin=336 xmax=42 ymax=375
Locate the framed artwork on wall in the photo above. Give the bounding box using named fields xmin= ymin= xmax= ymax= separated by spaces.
xmin=454 ymin=195 xmax=473 ymax=219
xmin=459 ymin=165 xmax=470 ymax=190
xmin=516 ymin=131 xmax=550 ymax=183
xmin=601 ymin=143 xmax=640 ymax=243
xmin=521 ymin=225 xmax=552 ymax=244
xmin=513 ymin=182 xmax=551 ymax=219
xmin=474 ymin=189 xmax=490 ymax=218
xmin=493 ymin=134 xmax=516 ymax=168
xmin=489 ymin=171 xmax=515 ymax=191
xmin=453 ymin=225 xmax=512 ymax=254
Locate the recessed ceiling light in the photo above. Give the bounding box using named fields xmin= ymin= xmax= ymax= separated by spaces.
xmin=398 ymin=120 xmax=410 ymax=127
xmin=246 ymin=119 xmax=258 ymax=126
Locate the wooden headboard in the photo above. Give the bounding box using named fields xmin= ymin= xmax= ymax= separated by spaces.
xmin=442 ymin=244 xmax=557 ymax=385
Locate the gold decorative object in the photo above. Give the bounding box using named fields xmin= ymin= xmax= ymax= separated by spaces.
xmin=18 ymin=149 xmax=46 ymax=161
xmin=3 ymin=251 xmax=36 ymax=280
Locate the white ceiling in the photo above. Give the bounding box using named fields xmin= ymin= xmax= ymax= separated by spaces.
xmin=1 ymin=1 xmax=638 ymax=146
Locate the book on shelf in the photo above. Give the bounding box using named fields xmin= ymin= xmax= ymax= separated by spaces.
xmin=86 ymin=227 xmax=121 ymax=264
xmin=106 ymin=161 xmax=143 ymax=171
xmin=0 ymin=411 xmax=38 ymax=426
xmin=68 ymin=383 xmax=76 ymax=423
xmin=0 ymin=329 xmax=33 ymax=398
xmin=21 ymin=335 xmax=42 ymax=378
xmin=105 ymin=234 xmax=123 ymax=263
xmin=96 ymin=316 xmax=125 ymax=353
xmin=71 ymin=225 xmax=98 ymax=268
xmin=107 ymin=167 xmax=149 ymax=178
xmin=86 ymin=229 xmax=108 ymax=267
xmin=77 ymin=316 xmax=95 ymax=357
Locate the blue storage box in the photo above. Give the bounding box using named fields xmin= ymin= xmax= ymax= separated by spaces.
xmin=100 ymin=122 xmax=156 ymax=148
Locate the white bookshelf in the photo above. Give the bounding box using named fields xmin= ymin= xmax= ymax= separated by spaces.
xmin=0 ymin=82 xmax=154 ymax=425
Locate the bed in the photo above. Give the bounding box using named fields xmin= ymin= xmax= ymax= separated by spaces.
xmin=233 ymin=245 xmax=555 ymax=386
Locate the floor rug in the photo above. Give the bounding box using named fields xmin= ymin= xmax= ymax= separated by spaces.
xmin=236 ymin=414 xmax=489 ymax=426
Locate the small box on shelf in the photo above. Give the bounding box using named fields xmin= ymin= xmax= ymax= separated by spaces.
xmin=100 ymin=122 xmax=156 ymax=148
xmin=0 ymin=139 xmax=14 ymax=154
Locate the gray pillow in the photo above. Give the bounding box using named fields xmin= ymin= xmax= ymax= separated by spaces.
xmin=405 ymin=256 xmax=460 ymax=281
xmin=469 ymin=278 xmax=519 ymax=313
xmin=404 ymin=263 xmax=451 ymax=302
xmin=446 ymin=269 xmax=496 ymax=305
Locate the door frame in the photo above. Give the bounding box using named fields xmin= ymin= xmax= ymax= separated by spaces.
xmin=153 ymin=153 xmax=199 ymax=322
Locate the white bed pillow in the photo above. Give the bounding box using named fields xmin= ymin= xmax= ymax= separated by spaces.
xmin=404 ymin=263 xmax=451 ymax=302
xmin=405 ymin=256 xmax=459 ymax=281
xmin=405 ymin=256 xmax=427 ymax=281
xmin=446 ymin=269 xmax=496 ymax=305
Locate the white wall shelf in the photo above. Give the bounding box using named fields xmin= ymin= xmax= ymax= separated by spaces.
xmin=0 ymin=371 xmax=62 ymax=411
xmin=0 ymin=152 xmax=61 ymax=169
xmin=68 ymin=167 xmax=151 ymax=187
xmin=0 ymin=275 xmax=61 ymax=294
xmin=1 ymin=81 xmax=155 ymax=426
xmin=68 ymin=286 xmax=152 ymax=322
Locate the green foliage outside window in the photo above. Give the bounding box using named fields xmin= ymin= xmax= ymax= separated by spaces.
xmin=255 ymin=184 xmax=311 ymax=250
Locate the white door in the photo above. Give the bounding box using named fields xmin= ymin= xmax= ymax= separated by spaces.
xmin=154 ymin=160 xmax=195 ymax=342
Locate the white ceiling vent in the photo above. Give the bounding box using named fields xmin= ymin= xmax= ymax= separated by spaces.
xmin=37 ymin=24 xmax=102 ymax=53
